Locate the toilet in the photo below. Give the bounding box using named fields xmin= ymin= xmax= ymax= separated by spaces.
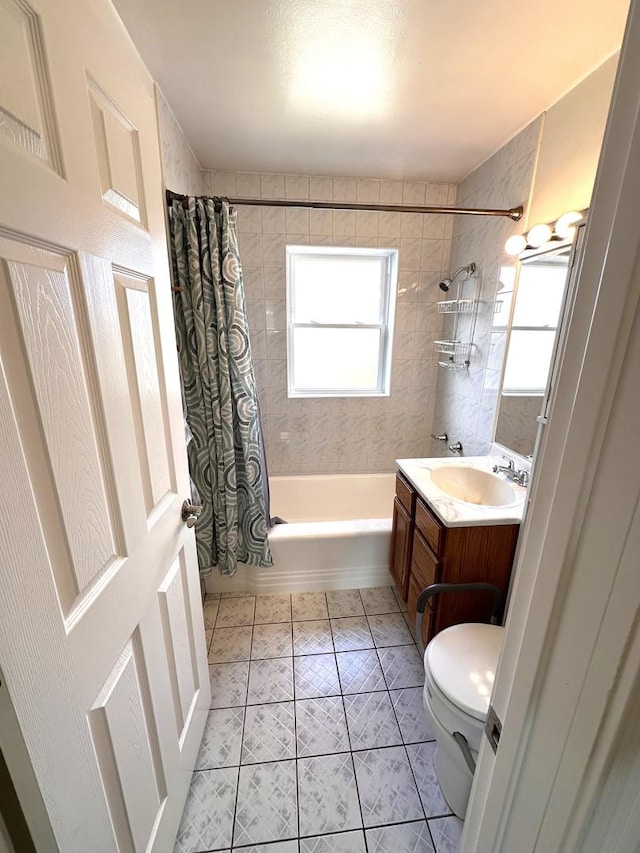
xmin=422 ymin=622 xmax=504 ymax=819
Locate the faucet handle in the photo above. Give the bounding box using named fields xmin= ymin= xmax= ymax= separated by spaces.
xmin=502 ymin=456 xmax=515 ymax=470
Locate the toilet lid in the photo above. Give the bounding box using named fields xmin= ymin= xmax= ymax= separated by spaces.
xmin=426 ymin=623 xmax=504 ymax=721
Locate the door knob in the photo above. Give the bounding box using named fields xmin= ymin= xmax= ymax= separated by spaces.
xmin=182 ymin=499 xmax=203 ymax=528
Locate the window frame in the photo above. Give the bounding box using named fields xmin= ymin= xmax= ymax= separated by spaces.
xmin=285 ymin=245 xmax=398 ymax=398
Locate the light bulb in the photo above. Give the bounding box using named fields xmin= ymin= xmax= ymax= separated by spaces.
xmin=555 ymin=211 xmax=583 ymax=240
xmin=527 ymin=223 xmax=553 ymax=248
xmin=504 ymin=234 xmax=527 ymax=256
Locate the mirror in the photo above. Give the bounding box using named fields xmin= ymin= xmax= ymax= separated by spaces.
xmin=493 ymin=234 xmax=582 ymax=457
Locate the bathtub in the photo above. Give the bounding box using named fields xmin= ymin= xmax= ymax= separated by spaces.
xmin=205 ymin=473 xmax=396 ymax=595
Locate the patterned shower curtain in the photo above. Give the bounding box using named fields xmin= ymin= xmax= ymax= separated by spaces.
xmin=169 ymin=197 xmax=272 ymax=576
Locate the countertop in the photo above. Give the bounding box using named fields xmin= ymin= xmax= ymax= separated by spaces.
xmin=396 ymin=456 xmax=527 ymax=528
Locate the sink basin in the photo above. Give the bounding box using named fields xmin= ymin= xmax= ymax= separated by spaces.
xmin=430 ymin=465 xmax=519 ymax=507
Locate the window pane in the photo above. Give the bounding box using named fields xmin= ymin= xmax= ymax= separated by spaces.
xmin=292 ymin=327 xmax=381 ymax=391
xmin=513 ymin=260 xmax=569 ymax=327
xmin=292 ymin=256 xmax=384 ymax=324
xmin=503 ymin=330 xmax=557 ymax=392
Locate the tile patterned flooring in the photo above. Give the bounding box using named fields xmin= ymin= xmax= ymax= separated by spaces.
xmin=175 ymin=586 xmax=463 ymax=853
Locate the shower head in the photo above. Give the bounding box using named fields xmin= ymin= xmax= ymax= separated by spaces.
xmin=438 ymin=263 xmax=476 ymax=293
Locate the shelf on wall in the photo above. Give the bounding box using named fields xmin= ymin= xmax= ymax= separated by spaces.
xmin=437 ymin=298 xmax=476 ymax=314
xmin=434 ymin=339 xmax=472 ymax=369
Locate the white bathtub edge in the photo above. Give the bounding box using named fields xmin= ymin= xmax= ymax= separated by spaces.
xmin=204 ymin=560 xmax=393 ymax=596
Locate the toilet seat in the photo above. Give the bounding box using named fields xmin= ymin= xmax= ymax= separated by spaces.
xmin=426 ymin=623 xmax=504 ymax=721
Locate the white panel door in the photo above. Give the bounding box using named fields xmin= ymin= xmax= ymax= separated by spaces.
xmin=0 ymin=0 xmax=210 ymax=850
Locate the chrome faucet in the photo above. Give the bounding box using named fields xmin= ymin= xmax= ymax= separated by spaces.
xmin=449 ymin=441 xmax=463 ymax=455
xmin=492 ymin=456 xmax=530 ymax=487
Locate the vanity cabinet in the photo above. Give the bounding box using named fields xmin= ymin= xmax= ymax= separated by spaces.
xmin=390 ymin=473 xmax=519 ymax=647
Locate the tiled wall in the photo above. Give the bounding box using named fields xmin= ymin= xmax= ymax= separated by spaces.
xmin=155 ymin=86 xmax=206 ymax=196
xmin=205 ymin=170 xmax=455 ymax=474
xmin=430 ymin=119 xmax=542 ymax=457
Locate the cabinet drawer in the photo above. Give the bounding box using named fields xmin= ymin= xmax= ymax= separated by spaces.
xmin=411 ymin=529 xmax=439 ymax=590
xmin=395 ymin=473 xmax=416 ymax=514
xmin=415 ymin=497 xmax=444 ymax=556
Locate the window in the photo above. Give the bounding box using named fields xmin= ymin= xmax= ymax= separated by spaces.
xmin=502 ymin=255 xmax=569 ymax=393
xmin=286 ymin=245 xmax=398 ymax=397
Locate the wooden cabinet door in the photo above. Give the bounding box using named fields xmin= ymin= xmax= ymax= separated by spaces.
xmin=390 ymin=497 xmax=413 ymax=601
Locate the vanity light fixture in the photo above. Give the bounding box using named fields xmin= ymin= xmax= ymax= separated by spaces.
xmin=526 ymin=223 xmax=553 ymax=248
xmin=504 ymin=210 xmax=585 ymax=256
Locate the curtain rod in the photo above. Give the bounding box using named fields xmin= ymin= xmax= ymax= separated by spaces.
xmin=165 ymin=189 xmax=523 ymax=221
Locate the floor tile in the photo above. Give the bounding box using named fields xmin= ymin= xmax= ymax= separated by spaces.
xmin=252 ymin=623 xmax=293 ymax=659
xmin=294 ymin=654 xmax=340 ymax=699
xmin=300 ymin=830 xmax=366 ymax=852
xmin=406 ymin=742 xmax=451 ymax=817
xmin=255 ymin=594 xmax=292 ymax=624
xmin=174 ymin=766 xmax=237 ymax=852
xmin=247 ymin=658 xmax=294 ymax=704
xmin=205 ymin=629 xmax=213 ymax=650
xmin=293 ymin=620 xmax=334 ymax=656
xmin=236 ymin=843 xmax=298 ymax=853
xmin=336 ymin=649 xmax=386 ymax=694
xmin=205 ymin=592 xmax=222 ymax=601
xmin=368 ymin=612 xmax=414 ymax=647
xmin=234 ymin=760 xmax=298 ymax=847
xmin=353 ymin=746 xmax=424 ymax=827
xmin=392 ymin=585 xmax=409 ymax=612
xmin=242 ymin=702 xmax=296 ymax=764
xmin=378 ymin=645 xmax=425 ymax=689
xmin=344 ymin=691 xmax=402 ymax=750
xmin=209 ymin=662 xmax=249 ymax=708
xmin=295 ymin=696 xmax=350 ymax=757
xmin=391 ymin=687 xmax=435 ymax=744
xmin=366 ymin=821 xmax=435 ymax=852
xmin=195 ymin=707 xmax=244 ymax=769
xmin=359 ymin=586 xmax=401 ymax=615
xmin=326 ymin=589 xmax=364 ymax=618
xmin=297 ymin=753 xmax=362 ymax=836
xmin=217 ymin=596 xmax=256 ymax=627
xmin=291 ymin=591 xmax=328 ymax=621
xmin=209 ymin=625 xmax=253 ymax=663
xmin=428 ymin=816 xmax=464 ymax=853
xmin=203 ymin=599 xmax=219 ymax=629
xmin=330 ymin=616 xmax=374 ymax=652
xmin=222 ymin=591 xmax=254 ymax=598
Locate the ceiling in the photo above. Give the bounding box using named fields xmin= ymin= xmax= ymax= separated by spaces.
xmin=113 ymin=0 xmax=629 ymax=181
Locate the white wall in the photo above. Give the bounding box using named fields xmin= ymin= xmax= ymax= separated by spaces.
xmin=528 ymin=54 xmax=619 ymax=226
xmin=155 ymin=86 xmax=207 ymax=196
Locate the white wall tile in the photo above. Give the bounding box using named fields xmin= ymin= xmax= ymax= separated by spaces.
xmin=356 ymin=179 xmax=381 ymax=203
xmin=261 ymin=206 xmax=286 ymax=233
xmin=379 ymin=181 xmax=403 ymax=205
xmin=237 ymin=205 xmax=262 ymax=233
xmin=309 ymin=209 xmax=333 ymax=235
xmin=401 ymin=213 xmax=424 ymax=238
xmin=284 ymin=207 xmax=310 ymax=234
xmin=333 ymin=177 xmax=357 ymax=202
xmin=261 ymin=173 xmax=286 ymax=199
xmin=236 ymin=172 xmax=261 ymax=197
xmin=402 ymin=182 xmax=426 ymax=205
xmin=285 ymin=174 xmax=310 ymax=199
xmin=309 ymin=176 xmax=333 ymax=200
xmin=333 ymin=210 xmax=356 ymax=236
xmin=355 ymin=211 xmax=378 ymax=237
